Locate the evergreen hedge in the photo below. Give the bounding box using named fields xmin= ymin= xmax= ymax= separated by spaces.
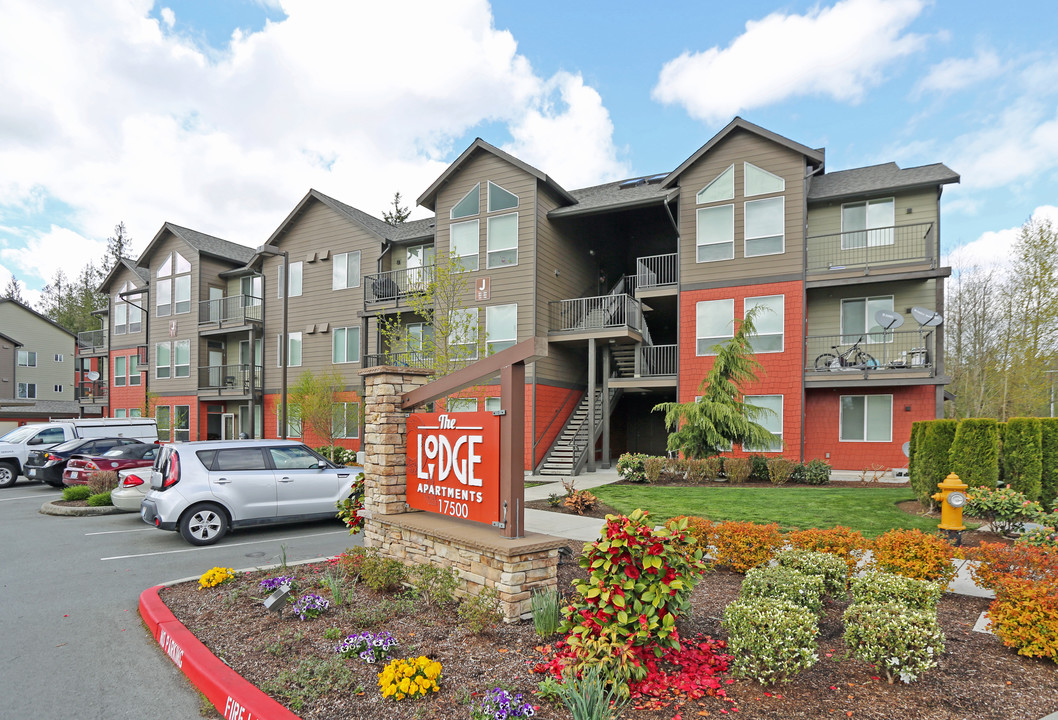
xmin=948 ymin=418 xmax=1000 ymax=490
xmin=908 ymin=421 xmax=926 ymax=497
xmin=997 ymin=422 xmax=1008 ymax=484
xmin=1001 ymin=417 xmax=1043 ymax=500
xmin=911 ymin=420 xmax=958 ymax=507
xmin=1041 ymin=418 xmax=1058 ymax=511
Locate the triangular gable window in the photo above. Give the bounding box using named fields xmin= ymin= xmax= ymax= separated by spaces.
xmin=158 ymin=253 xmax=173 ymax=278
xmin=744 ymin=162 xmax=785 ymax=196
xmin=487 ymin=181 xmax=518 ymax=212
xmin=696 ymin=165 xmax=734 ymax=204
xmin=451 ymin=183 xmax=480 ymax=219
xmin=174 ymin=251 xmax=191 ymax=274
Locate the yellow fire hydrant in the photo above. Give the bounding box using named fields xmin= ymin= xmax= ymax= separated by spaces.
xmin=932 ymin=472 xmax=968 ymax=543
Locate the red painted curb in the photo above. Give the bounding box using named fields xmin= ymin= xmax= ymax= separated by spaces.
xmin=139 ymin=585 xmax=301 ymax=720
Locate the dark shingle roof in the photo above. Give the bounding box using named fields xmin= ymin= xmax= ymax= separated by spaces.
xmin=390 ymin=217 xmax=435 ymax=242
xmin=0 ymin=399 xmax=83 ymax=416
xmin=808 ymin=162 xmax=960 ymax=201
xmin=550 ymin=176 xmax=674 ymax=218
xmin=98 ymin=258 xmax=150 ymax=293
xmin=0 ymin=330 xmax=22 ymax=346
xmin=165 ymin=223 xmax=255 ymax=263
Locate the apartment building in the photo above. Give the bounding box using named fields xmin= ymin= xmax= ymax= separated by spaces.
xmin=81 ymin=118 xmax=957 ymax=472
xmin=0 ymin=299 xmax=79 ymax=432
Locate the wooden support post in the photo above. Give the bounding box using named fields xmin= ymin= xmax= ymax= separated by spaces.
xmin=500 ymin=360 xmax=526 ymax=538
xmin=601 ymin=343 xmax=611 ymax=469
xmin=587 ymin=337 xmax=596 ymax=473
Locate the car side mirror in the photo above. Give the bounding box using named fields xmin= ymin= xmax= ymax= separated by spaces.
xmin=28 ymin=436 xmax=43 ymax=445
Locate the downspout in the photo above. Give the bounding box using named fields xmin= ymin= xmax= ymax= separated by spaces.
xmin=801 ymin=162 xmax=825 ymax=462
xmin=119 ymin=285 xmax=150 ymax=420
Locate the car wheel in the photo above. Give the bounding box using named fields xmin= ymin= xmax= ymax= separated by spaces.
xmin=179 ymin=503 xmax=229 ymax=546
xmin=0 ymin=462 xmax=17 ymax=488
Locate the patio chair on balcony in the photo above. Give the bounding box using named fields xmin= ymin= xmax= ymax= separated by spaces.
xmin=371 ymin=277 xmax=400 ymax=301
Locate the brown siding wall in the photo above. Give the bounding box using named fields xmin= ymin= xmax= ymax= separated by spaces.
xmin=806 ymin=279 xmax=937 ymax=336
xmin=806 ymin=188 xmax=940 ymax=260
xmin=678 ymin=130 xmax=806 ymax=287
xmin=108 ymin=265 xmax=148 ymax=352
xmin=147 ymin=233 xmax=202 ymax=397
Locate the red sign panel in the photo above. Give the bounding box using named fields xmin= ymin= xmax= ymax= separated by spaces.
xmin=406 ymin=411 xmax=501 ymax=525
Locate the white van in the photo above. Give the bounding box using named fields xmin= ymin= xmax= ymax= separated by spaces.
xmin=0 ymin=418 xmax=158 ymax=487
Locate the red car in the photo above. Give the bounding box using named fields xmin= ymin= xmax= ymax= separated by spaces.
xmin=62 ymin=443 xmax=160 ymax=486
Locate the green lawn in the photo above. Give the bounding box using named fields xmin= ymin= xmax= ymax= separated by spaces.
xmin=592 ymin=485 xmax=954 ymax=538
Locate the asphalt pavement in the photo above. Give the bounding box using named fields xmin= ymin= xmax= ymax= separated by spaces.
xmin=0 ymin=480 xmax=363 ymax=720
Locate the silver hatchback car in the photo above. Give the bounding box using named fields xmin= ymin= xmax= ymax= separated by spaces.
xmin=140 ymin=440 xmax=361 ymax=546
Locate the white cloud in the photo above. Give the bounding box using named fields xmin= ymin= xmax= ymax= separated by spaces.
xmin=914 ymin=49 xmax=1002 ymax=97
xmin=949 ymin=100 xmax=1058 ymax=189
xmin=160 ymin=7 xmax=175 ymax=28
xmin=945 ymin=205 xmax=1058 ymax=272
xmin=652 ymin=0 xmax=927 ymax=123
xmin=0 ymin=226 xmax=107 ymax=288
xmin=0 ymin=0 xmax=625 ymax=290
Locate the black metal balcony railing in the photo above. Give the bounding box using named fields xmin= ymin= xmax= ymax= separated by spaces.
xmin=363 ymin=350 xmax=432 ymax=369
xmin=77 ymin=329 xmax=107 ymax=353
xmin=639 ymin=344 xmax=677 ymax=376
xmin=198 ymin=295 xmax=262 ymax=325
xmin=197 ymin=364 xmax=263 ymax=391
xmin=549 ymin=294 xmax=644 ymax=334
xmin=364 ymin=265 xmax=437 ymax=304
xmin=76 ymin=381 xmax=108 ymax=402
xmin=805 ymin=330 xmax=936 ymax=376
xmin=806 ymin=222 xmax=935 ymax=274
xmin=635 ymin=253 xmax=678 ymax=289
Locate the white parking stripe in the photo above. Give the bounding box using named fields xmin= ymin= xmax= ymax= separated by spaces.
xmin=0 ymin=494 xmax=52 ymax=502
xmin=85 ymin=528 xmax=155 ymax=536
xmin=100 ymin=529 xmax=347 ymax=561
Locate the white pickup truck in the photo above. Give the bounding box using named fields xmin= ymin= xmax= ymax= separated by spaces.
xmin=0 ymin=418 xmax=158 ymax=487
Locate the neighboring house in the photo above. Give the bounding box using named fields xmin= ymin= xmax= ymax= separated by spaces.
xmin=0 ymin=299 xmax=79 ymax=433
xmin=79 ymin=117 xmax=957 ymax=472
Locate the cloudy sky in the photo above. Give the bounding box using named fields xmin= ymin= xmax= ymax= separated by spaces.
xmin=2 ymin=0 xmax=1057 ymax=304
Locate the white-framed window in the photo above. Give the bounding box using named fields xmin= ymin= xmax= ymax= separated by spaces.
xmin=277 ymin=332 xmax=302 ymax=367
xmin=114 ymin=282 xmax=142 ymax=333
xmin=743 ymin=395 xmax=783 ymax=452
xmin=842 ymin=198 xmax=895 ymax=249
xmin=744 ymin=196 xmax=784 ymax=257
xmin=446 ymin=398 xmax=478 ymax=412
xmin=17 ymin=383 xmax=36 ymax=399
xmin=156 ymin=275 xmax=172 ymax=317
xmin=451 ymin=183 xmax=480 ymax=219
xmin=277 ymin=406 xmax=301 ymax=438
xmin=333 ymin=402 xmax=360 ymax=439
xmin=450 ymin=220 xmax=479 ymax=272
xmin=332 ymin=326 xmax=360 ymax=364
xmin=696 ymin=165 xmax=734 ymax=204
xmin=239 ymin=338 xmax=263 ymax=367
xmin=238 ymin=404 xmax=262 ymax=440
xmin=155 ymin=342 xmax=172 ymax=379
xmin=405 ymin=322 xmax=430 ymax=351
xmin=486 ymin=213 xmax=518 ymax=268
xmin=841 ymin=296 xmax=895 ymax=344
xmin=449 ymin=308 xmax=478 ymax=360
xmin=696 ymin=205 xmax=734 ymax=262
xmin=487 ymin=181 xmax=518 ymax=212
xmin=157 ymin=252 xmax=190 ymax=316
xmin=16 ymin=350 xmax=36 ymax=367
xmin=278 ymin=261 xmax=303 ymax=298
xmin=840 ymin=394 xmax=893 ymax=442
xmin=174 ymin=339 xmax=190 ymax=378
xmin=744 ymin=295 xmax=784 ymax=353
xmin=696 ymin=299 xmax=734 ymax=355
xmin=114 ymin=293 xmax=127 ymax=334
xmin=744 ymin=162 xmax=785 ymax=196
xmin=54 ymin=384 xmax=63 ymax=393
xmin=174 ymin=274 xmax=191 ymax=314
xmin=485 ymin=397 xmax=502 ymax=412
xmin=114 ymin=356 xmax=127 ymax=387
xmin=130 ymin=408 xmax=142 ymax=418
xmin=114 ymin=408 xmax=127 ymax=419
xmin=241 ymin=275 xmax=263 ymax=305
xmin=54 ymin=354 xmax=64 ymax=362
xmin=129 ymin=354 xmax=141 ymax=386
xmin=174 ymin=405 xmax=191 ymax=442
xmin=486 ymin=304 xmax=517 ymax=353
xmin=332 ymin=251 xmax=361 ymax=290
xmin=156 ymin=406 xmax=171 ymax=442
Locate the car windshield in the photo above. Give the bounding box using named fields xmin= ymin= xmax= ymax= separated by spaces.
xmin=0 ymin=426 xmax=38 ymax=443
xmin=50 ymin=439 xmax=87 ymax=453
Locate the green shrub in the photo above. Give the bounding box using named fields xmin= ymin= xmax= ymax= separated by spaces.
xmin=530 ymin=587 xmax=562 ymax=637
xmin=870 ymin=528 xmax=957 ymax=583
xmin=739 ymin=565 xmax=825 ymax=613
xmin=704 ymin=456 xmax=723 ymax=481
xmin=803 ymin=458 xmax=832 ymax=486
xmin=908 ymin=421 xmax=926 ymax=494
xmin=553 ymin=664 xmax=628 ymax=720
xmin=334 ymin=547 xmax=368 ymax=578
xmin=850 ymin=570 xmax=943 ymax=611
xmin=457 ymin=586 xmax=503 ymax=634
xmin=997 ymin=421 xmax=1008 ymax=484
xmin=87 ymin=470 xmax=119 ymax=494
xmin=911 ymin=420 xmax=958 ymax=508
xmin=949 ymin=418 xmax=1000 ymax=490
xmin=1002 ymin=418 xmax=1044 ymax=500
xmin=62 ymin=485 xmax=93 ymax=501
xmin=407 ymin=564 xmax=458 ymax=607
xmin=361 ymin=553 xmax=406 ymax=593
xmin=86 ymin=491 xmax=112 ymax=506
xmin=722 ymin=597 xmax=818 ymax=684
xmin=843 ymin=602 xmax=945 ymax=684
xmin=684 ymin=458 xmax=707 ymax=484
xmin=1018 ymin=525 xmax=1058 ymax=549
xmin=616 ymin=453 xmax=649 ymax=483
xmin=790 ymin=462 xmax=806 ymax=484
xmin=748 ymin=454 xmax=769 ymax=481
xmin=643 ymin=456 xmax=665 ymax=484
xmin=776 ymin=549 xmax=848 ymax=596
xmin=766 ymin=458 xmax=796 ymax=486
xmin=1040 ymin=418 xmax=1058 ymax=511
xmin=965 ymin=485 xmax=1044 ymax=536
xmin=724 ymin=457 xmax=751 ymax=484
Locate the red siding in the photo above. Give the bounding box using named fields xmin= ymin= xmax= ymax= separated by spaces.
xmin=108 ymin=350 xmax=146 ymax=416
xmin=262 ymin=391 xmax=363 ymax=454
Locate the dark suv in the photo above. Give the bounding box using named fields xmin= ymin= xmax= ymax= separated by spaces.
xmin=24 ymin=437 xmax=143 ymax=487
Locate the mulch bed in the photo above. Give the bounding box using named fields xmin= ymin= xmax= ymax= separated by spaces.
xmin=162 ymin=542 xmax=1058 ymax=720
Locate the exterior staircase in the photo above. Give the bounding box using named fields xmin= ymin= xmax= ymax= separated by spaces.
xmin=537 ymin=386 xmax=623 ymax=476
xmin=611 ymin=345 xmax=636 ymax=378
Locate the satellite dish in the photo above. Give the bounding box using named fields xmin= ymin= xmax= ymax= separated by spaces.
xmin=85 ymin=371 xmax=100 ymax=382
xmin=875 ymin=310 xmax=904 ymax=331
xmin=911 ymin=307 xmax=943 ymax=327
xmin=902 ymin=441 xmax=910 ymax=458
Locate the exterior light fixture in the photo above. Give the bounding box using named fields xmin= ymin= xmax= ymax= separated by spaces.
xmin=263 ymin=584 xmax=291 ymax=613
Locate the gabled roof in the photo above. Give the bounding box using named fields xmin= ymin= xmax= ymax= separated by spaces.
xmin=98 ymin=258 xmax=150 ymax=294
xmin=807 ymin=162 xmax=960 ymax=201
xmin=0 ymin=298 xmax=76 ymax=338
xmin=660 ymin=117 xmax=825 ymax=190
xmin=550 ymin=175 xmax=676 ymax=219
xmin=134 ymin=221 xmax=253 ymax=273
xmin=417 ymin=138 xmax=577 ymax=211
xmin=0 ymin=330 xmax=23 ymax=347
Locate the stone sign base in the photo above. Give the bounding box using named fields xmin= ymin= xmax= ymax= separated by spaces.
xmin=363 ymin=510 xmax=568 ymax=622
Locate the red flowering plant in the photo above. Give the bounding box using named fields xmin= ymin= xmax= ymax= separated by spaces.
xmin=557 ymin=510 xmax=708 ymax=691
xmin=335 ymin=473 xmax=365 ymax=535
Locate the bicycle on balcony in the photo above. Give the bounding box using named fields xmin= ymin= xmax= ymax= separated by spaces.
xmin=813 ymin=336 xmax=878 ymax=371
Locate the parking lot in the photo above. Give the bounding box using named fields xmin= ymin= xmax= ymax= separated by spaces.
xmin=0 ymin=480 xmax=363 ymax=720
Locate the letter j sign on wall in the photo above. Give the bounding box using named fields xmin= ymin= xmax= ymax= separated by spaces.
xmin=406 ymin=412 xmax=501 ymax=525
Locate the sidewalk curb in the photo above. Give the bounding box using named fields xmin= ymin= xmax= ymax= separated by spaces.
xmin=138 ymin=585 xmax=300 ymax=720
xmin=39 ymin=500 xmax=124 ymax=516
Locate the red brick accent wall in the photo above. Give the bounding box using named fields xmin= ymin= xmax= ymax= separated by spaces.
xmin=108 ymin=350 xmax=146 ymax=416
xmin=679 ymin=281 xmax=805 ymax=460
xmin=262 ymin=391 xmax=363 ymax=453
xmin=804 ymin=385 xmax=937 ymax=470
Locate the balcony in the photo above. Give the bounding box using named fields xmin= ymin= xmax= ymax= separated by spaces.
xmin=76 ymin=381 xmax=108 ymax=404
xmin=805 ymin=330 xmax=938 ymax=385
xmin=610 ymin=343 xmax=677 ymax=389
xmin=364 ymin=266 xmax=436 ymax=306
xmin=77 ymin=330 xmax=107 ymax=355
xmin=198 ymin=295 xmax=262 ymax=332
xmin=363 ymin=350 xmax=431 ymax=369
xmin=806 ymin=222 xmax=936 ymax=282
xmin=634 ymin=253 xmax=678 ymax=297
xmin=549 ymin=294 xmax=645 ymax=342
xmin=197 ymin=364 xmax=263 ymax=397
